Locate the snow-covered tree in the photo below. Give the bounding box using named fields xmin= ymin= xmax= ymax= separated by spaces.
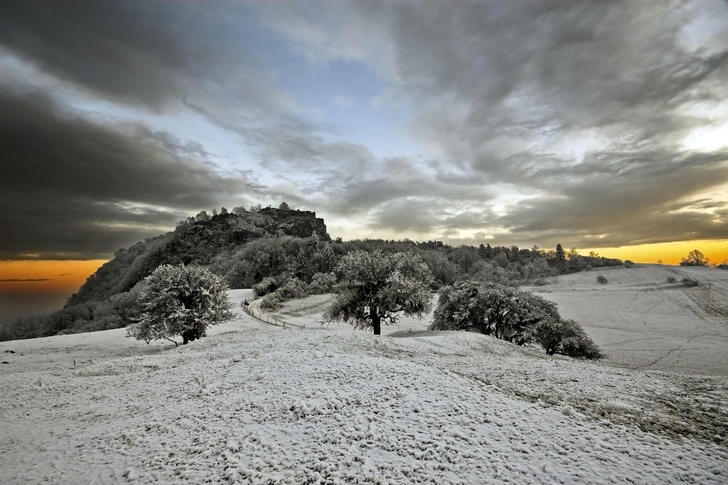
xmin=324 ymin=250 xmax=433 ymax=335
xmin=127 ymin=264 xmax=234 ymax=346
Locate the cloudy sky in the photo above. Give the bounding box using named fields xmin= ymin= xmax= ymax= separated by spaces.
xmin=1 ymin=0 xmax=727 ymax=313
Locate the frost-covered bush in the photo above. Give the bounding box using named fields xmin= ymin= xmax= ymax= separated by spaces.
xmin=666 ymin=276 xmax=677 ymax=284
xmin=596 ymin=275 xmax=608 ymax=284
xmin=127 ymin=264 xmax=234 ymax=346
xmin=432 ymin=281 xmax=601 ymax=359
xmin=682 ymin=277 xmax=699 ymax=287
xmin=557 ymin=320 xmax=603 ymax=359
xmin=534 ymin=319 xmax=602 ymax=359
xmin=430 ymin=281 xmax=491 ymax=333
xmin=307 ymin=272 xmax=337 ymax=294
xmin=260 ymin=292 xmax=282 ymax=311
xmin=277 ymin=278 xmax=308 ymax=300
xmin=431 ymin=282 xmax=559 ymax=345
xmin=624 ymin=260 xmax=635 ymax=268
xmin=253 ymin=277 xmax=279 ymax=298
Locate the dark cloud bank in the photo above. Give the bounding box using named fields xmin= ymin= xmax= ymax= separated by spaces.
xmin=0 ymin=86 xmax=260 ymax=259
xmin=1 ymin=0 xmax=727 ymax=259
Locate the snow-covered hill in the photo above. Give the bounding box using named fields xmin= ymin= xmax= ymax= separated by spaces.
xmin=1 ymin=288 xmax=726 ymax=484
xmin=523 ymin=265 xmax=728 ymax=376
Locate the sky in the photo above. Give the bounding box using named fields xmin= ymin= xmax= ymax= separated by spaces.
xmin=1 ymin=0 xmax=727 ymax=321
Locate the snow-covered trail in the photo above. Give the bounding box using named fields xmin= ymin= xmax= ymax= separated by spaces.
xmin=1 ymin=289 xmax=726 ymax=484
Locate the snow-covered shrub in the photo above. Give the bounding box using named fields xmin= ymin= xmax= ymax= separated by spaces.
xmin=557 ymin=320 xmax=603 ymax=359
xmin=260 ymin=292 xmax=282 ymax=311
xmin=432 ymin=281 xmax=601 ymax=359
xmin=277 ymin=278 xmax=308 ymax=300
xmin=431 ymin=282 xmax=557 ymax=345
xmin=596 ymin=275 xmax=608 ymax=284
xmin=682 ymin=277 xmax=699 ymax=287
xmin=666 ymin=276 xmax=677 ymax=284
xmin=430 ymin=281 xmax=490 ymax=332
xmin=253 ymin=277 xmax=279 ymax=298
xmin=127 ymin=264 xmax=234 ymax=346
xmin=624 ymin=260 xmax=635 ymax=268
xmin=531 ymin=318 xmax=564 ymax=355
xmin=533 ymin=319 xmax=602 ymax=359
xmin=307 ymin=272 xmax=337 ymax=294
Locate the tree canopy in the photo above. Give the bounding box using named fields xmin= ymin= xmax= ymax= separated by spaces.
xmin=680 ymin=249 xmax=709 ymax=267
xmin=324 ymin=250 xmax=433 ymax=335
xmin=127 ymin=264 xmax=234 ymax=346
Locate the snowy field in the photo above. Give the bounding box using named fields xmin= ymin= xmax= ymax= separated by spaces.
xmin=522 ymin=265 xmax=728 ymax=376
xmin=1 ymin=288 xmax=727 ymax=484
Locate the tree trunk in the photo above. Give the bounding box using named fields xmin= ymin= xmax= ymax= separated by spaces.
xmin=372 ymin=307 xmax=381 ymax=336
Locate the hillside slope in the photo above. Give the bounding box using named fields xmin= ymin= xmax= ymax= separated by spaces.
xmin=1 ymin=289 xmax=725 ymax=484
xmin=523 ymin=265 xmax=728 ymax=376
xmin=67 ymin=208 xmax=328 ymax=307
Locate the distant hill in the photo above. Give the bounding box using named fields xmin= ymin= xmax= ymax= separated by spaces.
xmin=66 ymin=208 xmax=328 ymax=307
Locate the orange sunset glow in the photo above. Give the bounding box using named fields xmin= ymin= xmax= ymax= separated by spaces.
xmin=0 ymin=260 xmax=106 ymax=294
xmin=582 ymin=240 xmax=728 ymax=266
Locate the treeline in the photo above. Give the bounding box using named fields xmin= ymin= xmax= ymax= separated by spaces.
xmin=0 ymin=207 xmax=622 ymax=342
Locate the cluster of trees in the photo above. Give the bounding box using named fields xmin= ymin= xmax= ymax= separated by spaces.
xmin=312 ymin=252 xmax=600 ymax=358
xmin=680 ymin=249 xmax=710 ymax=267
xmin=679 ymin=249 xmax=728 ymax=269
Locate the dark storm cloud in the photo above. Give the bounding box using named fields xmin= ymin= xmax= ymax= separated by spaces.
xmin=0 ymin=0 xmax=280 ymax=115
xmin=0 ymin=0 xmax=324 ymax=160
xmin=268 ymin=0 xmax=728 ymax=245
xmin=389 ymin=0 xmax=728 ymax=141
xmin=0 ymin=0 xmax=380 ymax=179
xmin=0 ymin=87 xmax=260 ymax=259
xmin=0 ymin=0 xmax=195 ymax=110
xmin=2 ymin=0 xmax=727 ymax=251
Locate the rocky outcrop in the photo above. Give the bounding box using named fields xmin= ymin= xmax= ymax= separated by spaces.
xmin=259 ymin=208 xmax=329 ymax=240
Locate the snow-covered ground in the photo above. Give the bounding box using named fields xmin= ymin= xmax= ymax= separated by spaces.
xmin=1 ymin=287 xmax=727 ymax=484
xmin=522 ymin=265 xmax=728 ymax=376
